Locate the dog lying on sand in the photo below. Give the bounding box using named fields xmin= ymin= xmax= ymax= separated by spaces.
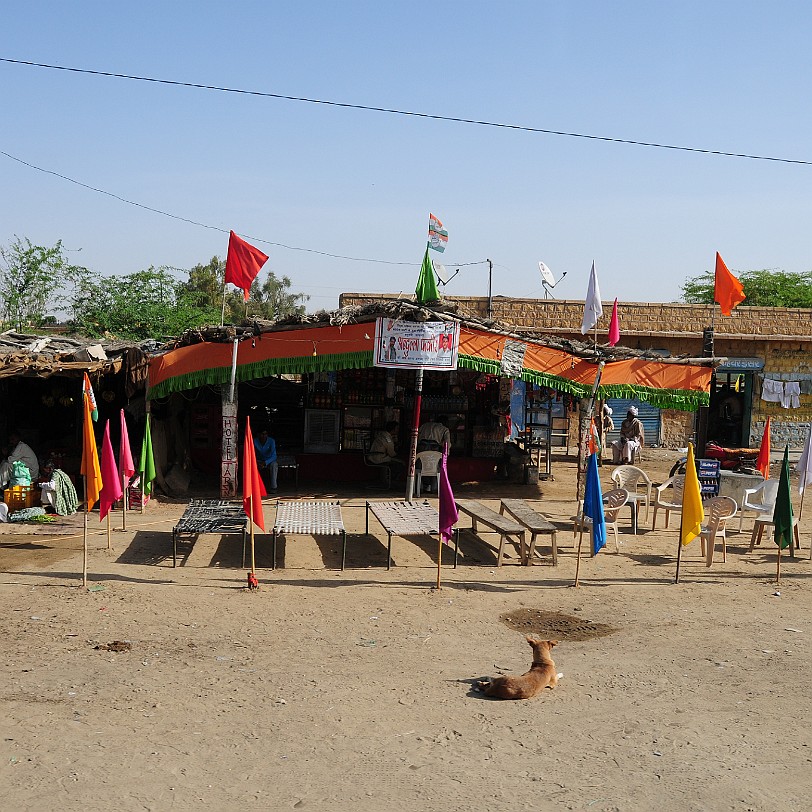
xmin=477 ymin=637 xmax=559 ymax=700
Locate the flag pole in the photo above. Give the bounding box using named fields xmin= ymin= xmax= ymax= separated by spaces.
xmin=436 ymin=535 xmax=442 ymax=590
xmin=675 ymin=512 xmax=685 ymax=584
xmin=250 ymin=495 xmax=256 ymax=574
xmin=776 ymin=538 xmax=781 ymax=584
xmin=107 ymin=513 xmax=111 ymax=550
xmin=574 ymin=534 xmax=583 ymax=587
xmin=122 ymin=472 xmax=128 ymax=530
xmin=83 ymin=478 xmax=89 ymax=588
xmin=220 ymin=284 xmax=227 ymax=326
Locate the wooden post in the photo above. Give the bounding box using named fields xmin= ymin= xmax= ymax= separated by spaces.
xmin=574 ymin=534 xmax=583 ymax=587
xmin=106 ymin=513 xmax=111 ymax=550
xmin=436 ymin=535 xmax=442 ymax=590
xmin=675 ymin=513 xmax=685 ymax=583
xmin=249 ymin=495 xmax=256 ymax=574
xmin=121 ymin=473 xmax=128 ymax=531
xmin=776 ymin=540 xmax=781 ymax=584
xmin=405 ymin=368 xmax=423 ymax=502
xmin=82 ymin=480 xmax=88 ymax=588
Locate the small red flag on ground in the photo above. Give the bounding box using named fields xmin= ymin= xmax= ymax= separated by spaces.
xmin=243 ymin=416 xmax=267 ymax=531
xmin=714 ymin=252 xmax=746 ymax=316
xmin=225 ymin=231 xmax=269 ymax=301
xmin=756 ymin=416 xmax=771 ymax=479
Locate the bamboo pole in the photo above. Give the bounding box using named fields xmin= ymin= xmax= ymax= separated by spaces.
xmin=574 ymin=534 xmax=583 ymax=587
xmin=82 ymin=477 xmax=89 ymax=588
xmin=436 ymin=535 xmax=442 ymax=590
xmin=106 ymin=513 xmax=111 ymax=550
xmin=674 ymin=512 xmax=685 ymax=584
xmin=776 ymin=539 xmax=782 ymax=584
xmin=250 ymin=495 xmax=256 ymax=574
xmin=121 ymin=473 xmax=128 ymax=530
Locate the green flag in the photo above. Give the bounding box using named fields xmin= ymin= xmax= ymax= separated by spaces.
xmin=773 ymin=444 xmax=793 ymax=549
xmin=139 ymin=415 xmax=157 ymax=496
xmin=415 ymin=245 xmax=440 ymax=304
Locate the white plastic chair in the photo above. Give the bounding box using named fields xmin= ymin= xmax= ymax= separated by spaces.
xmin=611 ymin=464 xmax=653 ymax=526
xmin=651 ymin=475 xmax=685 ymax=530
xmin=738 ymin=479 xmax=779 ymax=532
xmin=572 ymin=487 xmax=629 ymax=554
xmin=700 ymin=496 xmax=738 ymax=566
xmin=416 ymin=451 xmax=442 ymax=494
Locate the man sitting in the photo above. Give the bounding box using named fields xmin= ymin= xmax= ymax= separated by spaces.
xmin=611 ymin=408 xmax=645 ymax=464
xmin=0 ymin=431 xmax=39 ymax=489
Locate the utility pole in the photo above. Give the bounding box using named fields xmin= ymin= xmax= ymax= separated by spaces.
xmin=487 ymin=258 xmax=493 ymax=320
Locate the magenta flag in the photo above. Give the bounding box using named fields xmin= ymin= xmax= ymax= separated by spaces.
xmin=99 ymin=420 xmax=124 ymax=521
xmin=608 ymin=298 xmax=620 ymax=347
xmin=438 ymin=445 xmax=458 ymax=544
xmin=119 ymin=409 xmax=136 ymax=480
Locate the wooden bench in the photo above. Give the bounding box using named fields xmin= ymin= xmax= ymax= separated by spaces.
xmin=455 ymin=499 xmax=526 ymax=566
xmin=499 ymin=499 xmax=558 ymax=566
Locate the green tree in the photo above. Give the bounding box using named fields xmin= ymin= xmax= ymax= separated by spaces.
xmin=0 ymin=237 xmax=86 ymax=331
xmin=70 ymin=267 xmax=219 ymax=339
xmin=182 ymin=256 xmax=308 ymax=323
xmin=681 ymin=269 xmax=812 ymax=307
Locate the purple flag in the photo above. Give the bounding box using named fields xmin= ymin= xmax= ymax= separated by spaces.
xmin=438 ymin=445 xmax=458 ymax=544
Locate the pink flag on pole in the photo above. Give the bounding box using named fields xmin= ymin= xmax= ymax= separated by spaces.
xmin=438 ymin=445 xmax=458 ymax=544
xmin=608 ymin=298 xmax=620 ymax=346
xmin=119 ymin=409 xmax=135 ymax=480
xmin=99 ymin=420 xmax=123 ymax=521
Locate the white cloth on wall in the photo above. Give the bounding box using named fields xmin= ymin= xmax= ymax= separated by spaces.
xmin=761 ymin=378 xmax=784 ymax=403
xmin=782 ymin=381 xmax=801 ymax=409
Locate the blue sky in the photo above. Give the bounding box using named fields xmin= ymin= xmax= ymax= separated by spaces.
xmin=2 ymin=1 xmax=811 ymax=311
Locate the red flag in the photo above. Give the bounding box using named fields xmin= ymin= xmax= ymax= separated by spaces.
xmin=438 ymin=445 xmax=458 ymax=544
xmin=243 ymin=416 xmax=267 ymax=531
xmin=225 ymin=231 xmax=269 ymax=302
xmin=99 ymin=420 xmax=123 ymax=521
xmin=608 ymin=298 xmax=620 ymax=346
xmin=756 ymin=416 xmax=771 ymax=479
xmin=714 ymin=252 xmax=746 ymax=316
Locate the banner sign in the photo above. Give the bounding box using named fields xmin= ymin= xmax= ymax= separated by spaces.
xmin=500 ymin=339 xmax=527 ymax=378
xmin=374 ymin=318 xmax=460 ymax=370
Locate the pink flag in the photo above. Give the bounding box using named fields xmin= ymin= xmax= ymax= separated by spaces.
xmin=438 ymin=445 xmax=458 ymax=544
xmin=119 ymin=409 xmax=135 ymax=480
xmin=608 ymin=298 xmax=620 ymax=346
xmin=99 ymin=420 xmax=123 ymax=521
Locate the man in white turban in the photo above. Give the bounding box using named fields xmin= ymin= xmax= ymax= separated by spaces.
xmin=612 ymin=407 xmax=645 ymax=464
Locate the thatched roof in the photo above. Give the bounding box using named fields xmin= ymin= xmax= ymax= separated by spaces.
xmin=162 ymin=298 xmax=722 ymax=367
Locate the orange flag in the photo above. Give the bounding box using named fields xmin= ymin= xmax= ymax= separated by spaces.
xmin=714 ymin=252 xmax=746 ymax=316
xmin=756 ymin=416 xmax=771 ymax=479
xmin=80 ymin=382 xmax=102 ymax=509
xmin=242 ymin=416 xmax=267 ymax=531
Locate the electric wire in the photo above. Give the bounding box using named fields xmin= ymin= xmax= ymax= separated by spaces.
xmin=2 ymin=57 xmax=810 ymax=165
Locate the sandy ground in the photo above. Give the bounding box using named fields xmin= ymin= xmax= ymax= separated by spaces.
xmin=1 ymin=449 xmax=811 ymax=812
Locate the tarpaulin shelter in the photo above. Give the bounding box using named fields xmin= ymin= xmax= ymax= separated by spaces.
xmin=147 ymin=302 xmax=715 ymax=409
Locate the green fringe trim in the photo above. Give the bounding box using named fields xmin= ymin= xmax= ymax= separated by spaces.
xmin=149 ymin=350 xmax=374 ymax=399
xmin=150 ymin=349 xmax=708 ymax=411
xmin=457 ymin=354 xmax=708 ymax=411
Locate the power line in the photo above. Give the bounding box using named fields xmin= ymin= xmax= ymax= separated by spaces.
xmin=2 ymin=56 xmax=810 ymax=166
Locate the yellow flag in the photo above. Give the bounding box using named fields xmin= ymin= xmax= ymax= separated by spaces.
xmin=80 ymin=386 xmax=102 ymax=509
xmin=680 ymin=443 xmax=704 ymax=546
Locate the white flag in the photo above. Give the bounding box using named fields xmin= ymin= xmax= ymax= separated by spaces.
xmin=797 ymin=428 xmax=812 ymax=495
xmin=580 ymin=261 xmax=603 ymax=334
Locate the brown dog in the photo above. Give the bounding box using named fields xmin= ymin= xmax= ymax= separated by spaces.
xmin=477 ymin=637 xmax=559 ymax=700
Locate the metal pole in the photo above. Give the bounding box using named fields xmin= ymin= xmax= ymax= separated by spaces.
xmin=487 ymin=259 xmax=493 ymax=320
xmin=405 ymin=368 xmax=424 ymax=502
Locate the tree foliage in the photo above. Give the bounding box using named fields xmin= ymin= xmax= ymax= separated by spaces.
xmin=0 ymin=237 xmax=86 ymax=331
xmin=681 ymin=269 xmax=812 ymax=308
xmin=70 ymin=267 xmax=221 ymax=339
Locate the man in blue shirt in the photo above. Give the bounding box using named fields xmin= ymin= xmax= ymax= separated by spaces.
xmin=254 ymin=428 xmax=278 ymax=492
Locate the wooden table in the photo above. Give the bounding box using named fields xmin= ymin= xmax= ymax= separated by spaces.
xmin=455 ymin=499 xmax=526 ymax=566
xmin=500 ymin=499 xmax=558 ymax=565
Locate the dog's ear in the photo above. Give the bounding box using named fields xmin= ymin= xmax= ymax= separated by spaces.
xmin=525 ymin=635 xmax=536 ymax=645
xmin=547 ymin=640 xmax=559 ymax=648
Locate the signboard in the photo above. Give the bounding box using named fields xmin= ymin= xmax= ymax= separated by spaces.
xmin=373 ymin=318 xmax=460 ymax=370
xmin=500 ymin=339 xmax=527 ymax=378
xmin=221 ymin=396 xmax=238 ymax=498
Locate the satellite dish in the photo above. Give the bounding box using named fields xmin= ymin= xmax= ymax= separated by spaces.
xmin=538 ymin=261 xmax=567 ymax=298
xmin=539 ymin=261 xmax=556 ymax=287
xmin=433 ymin=260 xmax=449 ymax=284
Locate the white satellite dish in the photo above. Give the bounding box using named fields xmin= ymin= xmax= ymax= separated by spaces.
xmin=432 ymin=260 xmax=449 ymax=284
xmin=538 ymin=261 xmax=567 ymax=298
